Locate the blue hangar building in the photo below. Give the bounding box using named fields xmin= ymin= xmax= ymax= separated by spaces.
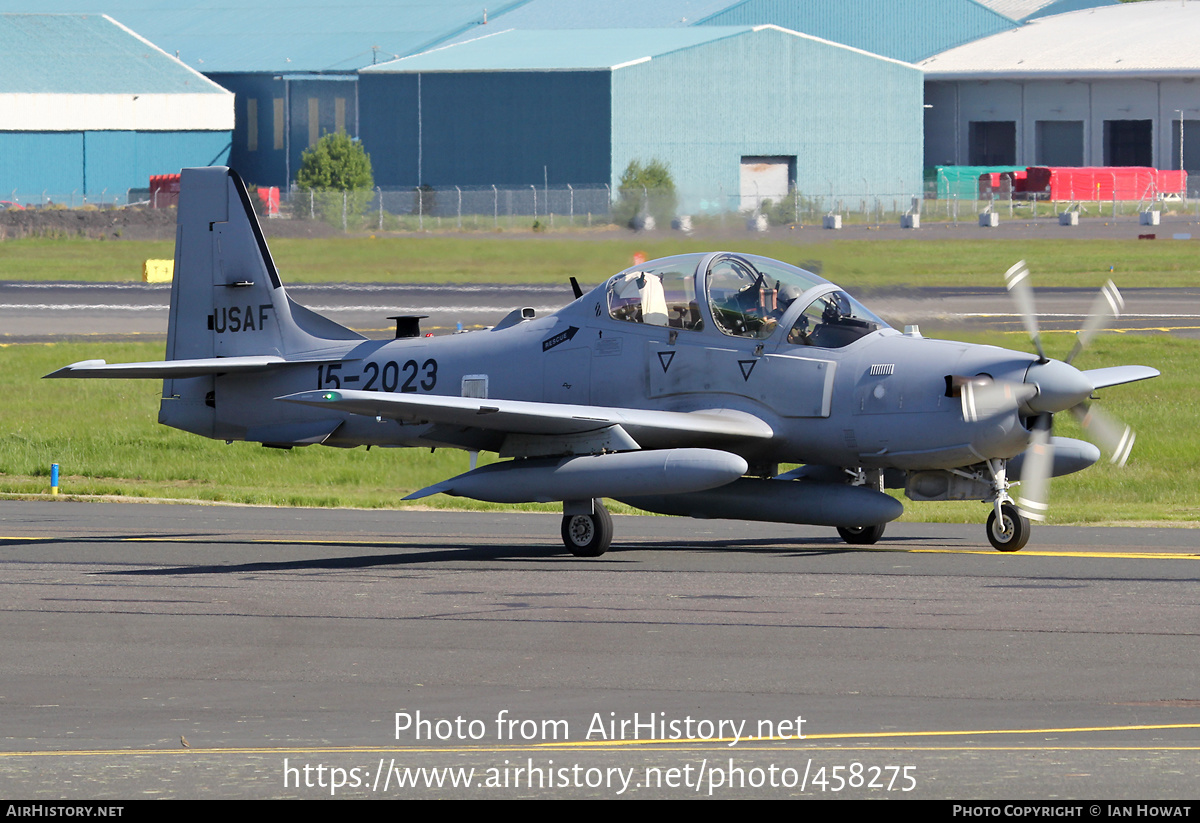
xmin=0 ymin=13 xmax=232 ymax=201
xmin=359 ymin=25 xmax=924 ymax=212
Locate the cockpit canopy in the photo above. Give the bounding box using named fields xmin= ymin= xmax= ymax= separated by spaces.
xmin=604 ymin=252 xmax=888 ymax=348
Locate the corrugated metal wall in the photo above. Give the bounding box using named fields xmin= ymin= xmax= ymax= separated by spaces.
xmin=611 ymin=27 xmax=924 ymax=212
xmin=0 ymin=130 xmax=230 ymax=198
xmin=927 ymin=77 xmax=1200 ymax=172
xmin=210 ymin=73 xmax=288 ymax=188
xmin=699 ymin=0 xmax=1016 ymax=64
xmin=359 ymin=71 xmax=612 ymax=188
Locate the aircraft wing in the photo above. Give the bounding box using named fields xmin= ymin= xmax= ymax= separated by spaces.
xmin=278 ymin=389 xmax=774 ymax=447
xmin=1083 ymin=365 xmax=1160 ymax=390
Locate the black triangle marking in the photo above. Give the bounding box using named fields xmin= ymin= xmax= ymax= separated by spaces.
xmin=738 ymin=359 xmax=757 ymax=381
xmin=657 ymin=351 xmax=675 ymax=372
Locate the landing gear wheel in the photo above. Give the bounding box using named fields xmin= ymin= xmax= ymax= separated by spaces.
xmin=561 ymin=500 xmax=613 ymax=557
xmin=986 ymin=503 xmax=1030 ymax=552
xmin=837 ymin=524 xmax=885 ymax=545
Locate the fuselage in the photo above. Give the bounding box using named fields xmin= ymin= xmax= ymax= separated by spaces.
xmin=197 ymin=251 xmax=1042 ymax=473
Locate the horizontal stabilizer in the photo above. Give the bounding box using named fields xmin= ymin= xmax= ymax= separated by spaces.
xmin=45 ymin=356 xmax=289 ymax=379
xmin=278 ymin=389 xmax=773 ymax=447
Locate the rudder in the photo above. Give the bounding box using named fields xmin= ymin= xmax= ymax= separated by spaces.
xmin=165 ymin=166 xmax=363 ymax=362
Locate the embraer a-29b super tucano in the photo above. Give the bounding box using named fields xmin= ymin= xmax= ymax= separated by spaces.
xmin=48 ymin=167 xmax=1159 ymax=555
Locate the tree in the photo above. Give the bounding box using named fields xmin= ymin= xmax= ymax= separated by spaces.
xmin=295 ymin=131 xmax=373 ymax=227
xmin=296 ymin=131 xmax=373 ymax=191
xmin=614 ymin=158 xmax=677 ymax=229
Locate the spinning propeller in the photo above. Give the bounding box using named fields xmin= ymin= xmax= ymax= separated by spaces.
xmin=961 ymin=261 xmax=1155 ymax=521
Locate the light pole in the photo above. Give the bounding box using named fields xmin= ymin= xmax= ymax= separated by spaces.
xmin=1177 ymin=109 xmax=1186 ymax=200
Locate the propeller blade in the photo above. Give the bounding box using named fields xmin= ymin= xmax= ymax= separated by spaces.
xmin=1071 ymin=403 xmax=1135 ymax=467
xmin=1004 ymin=260 xmax=1046 ymax=362
xmin=1066 ymin=280 xmax=1124 ymax=365
xmin=1016 ymin=415 xmax=1054 ymax=522
xmin=960 ymin=378 xmax=1038 ymax=423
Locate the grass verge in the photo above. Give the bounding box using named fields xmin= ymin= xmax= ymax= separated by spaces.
xmin=1 ymin=333 xmax=1193 ymax=525
xmin=2 ymin=235 xmax=1200 ymax=289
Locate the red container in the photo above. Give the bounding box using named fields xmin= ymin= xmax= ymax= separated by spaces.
xmin=149 ymin=173 xmax=181 ymax=208
xmin=1025 ymin=167 xmax=1187 ymax=201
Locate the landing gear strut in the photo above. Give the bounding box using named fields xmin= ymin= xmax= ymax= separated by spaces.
xmin=561 ymin=499 xmax=613 ymax=557
xmin=984 ymin=459 xmax=1030 ymax=552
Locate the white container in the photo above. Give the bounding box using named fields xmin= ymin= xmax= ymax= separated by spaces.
xmin=1058 ymin=211 xmax=1079 ymax=226
xmin=979 ymin=212 xmax=999 ymax=227
xmin=900 ymin=214 xmax=919 ymax=229
xmin=746 ymin=213 xmax=768 ymax=232
xmin=823 ymin=214 xmax=842 ymax=230
xmin=1139 ymin=210 xmax=1160 ymax=226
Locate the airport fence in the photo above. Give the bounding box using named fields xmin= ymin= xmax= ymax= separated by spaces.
xmin=3 ymin=179 xmax=1198 ymax=231
xmin=279 ymin=184 xmax=941 ymax=231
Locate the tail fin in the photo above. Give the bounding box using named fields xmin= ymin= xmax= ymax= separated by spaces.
xmin=159 ymin=167 xmax=363 ymax=438
xmin=166 ymin=166 xmax=363 ymax=362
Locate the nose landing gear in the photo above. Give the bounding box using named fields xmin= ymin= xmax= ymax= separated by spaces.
xmin=984 ymin=459 xmax=1030 ymax=552
xmin=986 ymin=502 xmax=1030 ymax=552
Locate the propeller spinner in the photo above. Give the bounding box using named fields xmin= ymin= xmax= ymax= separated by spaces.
xmin=965 ymin=262 xmax=1155 ymax=524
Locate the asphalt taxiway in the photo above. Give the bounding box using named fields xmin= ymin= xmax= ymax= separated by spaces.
xmin=4 ymin=280 xmax=1200 ymax=342
xmin=1 ymin=501 xmax=1196 ymax=798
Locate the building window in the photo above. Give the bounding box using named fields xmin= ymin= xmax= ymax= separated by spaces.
xmin=335 ymin=97 xmax=346 ymax=134
xmin=247 ymin=98 xmax=258 ymax=152
xmin=308 ymin=98 xmax=320 ymax=147
xmin=1035 ymin=120 xmax=1082 ymax=166
xmin=273 ymin=99 xmax=284 ymax=151
xmin=1104 ymin=120 xmax=1152 ymax=167
xmin=969 ymin=121 xmax=1016 ymax=166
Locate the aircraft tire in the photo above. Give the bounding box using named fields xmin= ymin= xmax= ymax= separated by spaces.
xmin=836 ymin=524 xmax=885 ymax=545
xmin=986 ymin=503 xmax=1030 ymax=552
xmin=561 ymin=500 xmax=613 ymax=557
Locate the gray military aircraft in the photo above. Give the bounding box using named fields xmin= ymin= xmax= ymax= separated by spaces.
xmin=47 ymin=167 xmax=1159 ymax=555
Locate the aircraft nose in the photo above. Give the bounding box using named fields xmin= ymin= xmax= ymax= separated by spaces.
xmin=1024 ymin=359 xmax=1094 ymax=414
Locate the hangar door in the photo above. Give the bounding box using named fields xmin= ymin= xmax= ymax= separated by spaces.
xmin=740 ymin=156 xmax=795 ymax=212
xmin=1104 ymin=120 xmax=1152 ymax=167
xmin=969 ymin=121 xmax=1016 ymax=165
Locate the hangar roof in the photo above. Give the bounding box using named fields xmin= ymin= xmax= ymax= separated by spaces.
xmin=442 ymin=0 xmax=735 ymax=30
xmin=972 ymin=0 xmax=1117 ymax=23
xmin=0 ymin=1 xmax=527 ymax=73
xmin=365 ymin=24 xmax=915 ymax=74
xmin=440 ymin=0 xmax=1018 ymax=64
xmin=365 ymin=26 xmax=757 ymax=72
xmin=922 ymin=0 xmax=1200 ymax=79
xmin=694 ymin=0 xmax=1016 ymax=63
xmin=0 ymin=13 xmax=226 ymax=94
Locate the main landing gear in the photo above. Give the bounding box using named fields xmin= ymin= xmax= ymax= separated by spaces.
xmin=561 ymin=499 xmax=613 ymax=557
xmin=836 ymin=524 xmax=886 ymax=545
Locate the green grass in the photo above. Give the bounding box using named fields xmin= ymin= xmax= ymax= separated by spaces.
xmin=1 ymin=333 xmax=1193 ymax=525
xmin=2 ymin=234 xmax=1200 ymax=288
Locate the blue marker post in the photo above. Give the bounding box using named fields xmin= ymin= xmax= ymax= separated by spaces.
xmin=50 ymin=463 xmax=59 ymax=495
